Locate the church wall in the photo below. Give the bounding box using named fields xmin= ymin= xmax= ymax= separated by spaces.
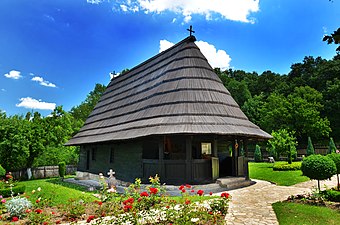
xmin=78 ymin=142 xmax=143 ymax=183
xmin=114 ymin=142 xmax=143 ymax=182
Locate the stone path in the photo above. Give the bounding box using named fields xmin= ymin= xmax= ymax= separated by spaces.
xmin=224 ymin=175 xmax=338 ymax=225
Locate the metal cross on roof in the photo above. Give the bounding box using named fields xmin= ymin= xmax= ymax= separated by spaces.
xmin=187 ymin=25 xmax=195 ymax=36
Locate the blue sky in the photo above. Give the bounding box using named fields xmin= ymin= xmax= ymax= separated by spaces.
xmin=0 ymin=0 xmax=339 ymax=116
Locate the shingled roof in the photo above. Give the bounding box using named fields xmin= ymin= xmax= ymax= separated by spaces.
xmin=66 ymin=36 xmax=271 ymax=145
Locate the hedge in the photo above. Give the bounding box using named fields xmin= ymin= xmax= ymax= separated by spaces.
xmin=0 ymin=184 xmax=26 ymax=198
xmin=273 ymin=162 xmax=301 ymax=171
xmin=321 ymin=189 xmax=340 ymax=202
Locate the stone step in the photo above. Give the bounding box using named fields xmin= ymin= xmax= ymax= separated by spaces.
xmin=216 ymin=177 xmax=255 ymax=190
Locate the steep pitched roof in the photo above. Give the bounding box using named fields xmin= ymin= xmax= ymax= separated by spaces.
xmin=66 ymin=36 xmax=271 ymax=145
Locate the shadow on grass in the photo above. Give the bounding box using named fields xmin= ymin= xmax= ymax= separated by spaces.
xmin=46 ymin=178 xmax=92 ymax=192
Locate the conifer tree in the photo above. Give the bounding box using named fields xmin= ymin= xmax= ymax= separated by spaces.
xmin=306 ymin=137 xmax=315 ymax=156
xmin=328 ymin=137 xmax=337 ymax=154
xmin=254 ymin=145 xmax=262 ymax=162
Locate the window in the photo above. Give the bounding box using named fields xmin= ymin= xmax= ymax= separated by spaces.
xmin=92 ymin=148 xmax=96 ymax=161
xmin=201 ymin=143 xmax=212 ymax=155
xmin=109 ymin=148 xmax=114 ymax=163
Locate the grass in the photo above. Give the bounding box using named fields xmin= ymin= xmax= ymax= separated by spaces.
xmin=20 ymin=177 xmax=97 ymax=206
xmin=249 ymin=162 xmax=309 ymax=186
xmin=273 ymin=202 xmax=340 ymax=225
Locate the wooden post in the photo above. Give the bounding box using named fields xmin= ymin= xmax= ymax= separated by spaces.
xmin=158 ymin=136 xmax=165 ymax=179
xmin=243 ymin=139 xmax=250 ymax=180
xmin=186 ymin=136 xmax=192 ymax=182
xmin=213 ymin=137 xmax=218 ymax=157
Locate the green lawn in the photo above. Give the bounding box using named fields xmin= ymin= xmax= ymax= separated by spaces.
xmin=273 ymin=202 xmax=340 ymax=225
xmin=21 ymin=177 xmax=97 ymax=206
xmin=249 ymin=162 xmax=309 ymax=186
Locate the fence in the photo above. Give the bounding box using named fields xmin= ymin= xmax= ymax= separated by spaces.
xmin=12 ymin=165 xmax=77 ymax=180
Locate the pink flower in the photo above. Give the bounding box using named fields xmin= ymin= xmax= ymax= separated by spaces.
xmin=1 ymin=199 xmax=6 ymax=203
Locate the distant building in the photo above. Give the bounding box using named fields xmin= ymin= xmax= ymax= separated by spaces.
xmin=66 ymin=36 xmax=271 ymax=184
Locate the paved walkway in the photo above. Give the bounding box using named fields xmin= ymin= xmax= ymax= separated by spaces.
xmin=224 ymin=175 xmax=338 ymax=225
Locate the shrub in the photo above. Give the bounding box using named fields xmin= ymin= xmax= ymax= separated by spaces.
xmin=301 ymin=155 xmax=337 ymax=190
xmin=321 ymin=189 xmax=340 ymax=202
xmin=306 ymin=137 xmax=315 ymax=156
xmin=0 ymin=165 xmax=5 ymax=177
xmin=254 ymin=145 xmax=262 ymax=162
xmin=273 ymin=162 xmax=301 ymax=171
xmin=327 ymin=153 xmax=340 ymax=190
xmin=5 ymin=196 xmax=32 ymax=217
xmin=58 ymin=161 xmax=66 ymax=179
xmin=0 ymin=184 xmax=26 ymax=197
xmin=328 ymin=137 xmax=337 ymax=154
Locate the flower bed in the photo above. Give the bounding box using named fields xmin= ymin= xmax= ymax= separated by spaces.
xmin=0 ymin=175 xmax=231 ymax=224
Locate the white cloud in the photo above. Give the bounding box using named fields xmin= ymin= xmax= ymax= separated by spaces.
xmin=159 ymin=39 xmax=174 ymax=52
xmin=116 ymin=0 xmax=259 ymax=23
xmin=196 ymin=40 xmax=231 ymax=70
xmin=16 ymin=97 xmax=56 ymax=110
xmin=159 ymin=39 xmax=231 ymax=70
xmin=1 ymin=88 xmax=6 ymax=92
xmin=87 ymin=0 xmax=105 ymax=4
xmin=4 ymin=70 xmax=22 ymax=79
xmin=31 ymin=76 xmax=57 ymax=88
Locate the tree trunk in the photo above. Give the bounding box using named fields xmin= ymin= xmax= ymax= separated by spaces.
xmin=317 ymin=179 xmax=320 ymax=192
xmin=337 ymin=174 xmax=339 ymax=191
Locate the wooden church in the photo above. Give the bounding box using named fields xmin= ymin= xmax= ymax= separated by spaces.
xmin=66 ymin=35 xmax=271 ymax=184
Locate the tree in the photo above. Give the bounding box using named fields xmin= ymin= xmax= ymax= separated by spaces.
xmin=301 ymin=155 xmax=336 ymax=191
xmin=0 ymin=115 xmax=28 ymax=171
xmin=306 ymin=137 xmax=315 ymax=156
xmin=254 ymin=145 xmax=262 ymax=162
xmin=25 ymin=112 xmax=46 ymax=168
xmin=70 ymin=83 xmax=106 ymax=123
xmin=226 ymin=79 xmax=251 ymax=107
xmin=327 ymin=153 xmax=340 ymax=190
xmin=328 ymin=137 xmax=337 ymax=154
xmin=323 ymin=27 xmax=340 ymax=52
xmin=241 ymin=94 xmax=265 ymax=126
xmin=267 ymin=129 xmax=297 ymax=163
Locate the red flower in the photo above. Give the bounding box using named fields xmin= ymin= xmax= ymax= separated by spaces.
xmin=98 ymin=201 xmax=102 ymax=206
xmin=185 ymin=199 xmax=191 ymax=205
xmin=56 ymin=221 xmax=61 ymax=224
xmin=149 ymin=187 xmax=158 ymax=195
xmin=36 ymin=199 xmax=40 ymax=203
xmin=181 ymin=189 xmax=186 ymax=193
xmin=179 ymin=185 xmax=185 ymax=190
xmin=140 ymin=191 xmax=149 ymax=197
xmin=124 ymin=204 xmax=132 ymax=212
xmin=35 ymin=209 xmax=43 ymax=214
xmin=197 ymin=190 xmax=204 ymax=196
xmin=209 ymin=192 xmax=213 ymax=195
xmin=43 ymin=222 xmax=48 ymax=225
xmin=185 ymin=184 xmax=191 ymax=189
xmin=138 ymin=198 xmax=142 ymax=202
xmin=190 ymin=189 xmax=195 ymax=193
xmin=51 ymin=211 xmax=56 ymax=215
xmin=221 ymin=192 xmax=230 ymax=198
xmin=166 ymin=205 xmax=170 ymax=209
xmin=123 ymin=197 xmax=134 ymax=205
xmin=208 ymin=211 xmax=213 ymax=215
xmin=26 ymin=209 xmax=31 ymax=213
xmin=12 ymin=216 xmax=19 ymax=222
xmin=87 ymin=215 xmax=95 ymax=223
